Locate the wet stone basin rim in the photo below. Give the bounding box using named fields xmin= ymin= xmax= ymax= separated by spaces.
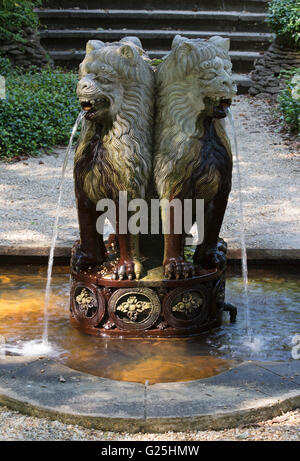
xmin=0 ymin=356 xmax=299 ymax=432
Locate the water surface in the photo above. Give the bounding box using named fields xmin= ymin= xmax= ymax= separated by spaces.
xmin=0 ymin=265 xmax=298 ymax=384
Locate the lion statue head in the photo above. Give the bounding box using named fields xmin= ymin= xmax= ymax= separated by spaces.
xmin=77 ymin=36 xmax=153 ymax=123
xmin=75 ymin=37 xmax=155 ymax=202
xmin=156 ymin=35 xmax=237 ymax=134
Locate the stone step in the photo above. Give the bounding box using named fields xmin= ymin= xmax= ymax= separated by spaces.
xmin=37 ymin=9 xmax=269 ymax=33
xmin=40 ymin=29 xmax=272 ymax=53
xmin=49 ymin=49 xmax=262 ymax=73
xmin=43 ymin=0 xmax=269 ymax=13
xmin=45 ymin=46 xmax=252 ymax=93
xmin=234 ymin=73 xmax=253 ymax=93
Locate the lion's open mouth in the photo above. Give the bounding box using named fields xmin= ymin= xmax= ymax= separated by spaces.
xmin=80 ymin=100 xmax=97 ymax=119
xmin=80 ymin=100 xmax=94 ymax=112
xmin=212 ymin=97 xmax=232 ymax=119
xmin=79 ymin=97 xmax=110 ymax=120
xmin=219 ymin=97 xmax=232 ymax=107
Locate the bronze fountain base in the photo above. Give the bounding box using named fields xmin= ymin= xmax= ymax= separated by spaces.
xmin=70 ymin=245 xmax=234 ymax=338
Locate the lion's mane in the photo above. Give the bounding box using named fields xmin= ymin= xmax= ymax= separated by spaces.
xmin=154 ymin=36 xmax=233 ymax=200
xmin=75 ymin=39 xmax=155 ymax=203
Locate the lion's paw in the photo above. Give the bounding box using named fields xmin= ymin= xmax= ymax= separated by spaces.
xmin=195 ymin=247 xmax=226 ymax=270
xmin=112 ymin=260 xmax=143 ymax=280
xmin=71 ymin=243 xmax=100 ymax=272
xmin=164 ymin=257 xmax=195 ymax=280
xmin=217 ymin=238 xmax=227 ymax=255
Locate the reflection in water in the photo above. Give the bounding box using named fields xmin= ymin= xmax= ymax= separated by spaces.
xmin=0 ymin=265 xmax=299 ymax=384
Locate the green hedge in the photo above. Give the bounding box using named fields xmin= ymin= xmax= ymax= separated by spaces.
xmin=0 ymin=58 xmax=80 ymax=159
xmin=267 ymin=0 xmax=300 ymax=47
xmin=278 ymin=68 xmax=300 ymax=134
xmin=0 ymin=0 xmax=42 ymax=43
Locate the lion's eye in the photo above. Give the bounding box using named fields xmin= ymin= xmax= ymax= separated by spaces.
xmin=97 ymin=76 xmax=112 ymax=84
xmin=201 ymin=72 xmax=217 ymax=80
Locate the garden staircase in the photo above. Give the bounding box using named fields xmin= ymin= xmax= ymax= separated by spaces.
xmin=37 ymin=0 xmax=271 ymax=93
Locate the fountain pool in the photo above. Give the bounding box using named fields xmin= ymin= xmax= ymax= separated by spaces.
xmin=0 ymin=264 xmax=298 ymax=385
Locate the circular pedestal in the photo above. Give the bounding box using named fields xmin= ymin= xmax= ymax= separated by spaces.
xmin=70 ymin=261 xmax=226 ymax=338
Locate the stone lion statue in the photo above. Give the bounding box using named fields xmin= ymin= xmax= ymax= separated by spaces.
xmin=72 ymin=37 xmax=154 ymax=279
xmin=154 ymin=35 xmax=237 ymax=279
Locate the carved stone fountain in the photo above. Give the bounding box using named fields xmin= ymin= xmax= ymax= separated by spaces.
xmin=70 ymin=35 xmax=237 ymax=337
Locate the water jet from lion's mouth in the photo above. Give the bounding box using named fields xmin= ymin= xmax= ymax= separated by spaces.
xmin=227 ymin=108 xmax=251 ymax=341
xmin=42 ymin=111 xmax=85 ymax=347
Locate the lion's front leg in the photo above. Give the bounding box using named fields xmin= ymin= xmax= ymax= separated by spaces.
xmin=162 ymin=204 xmax=195 ymax=279
xmin=72 ymin=193 xmax=106 ymax=272
xmin=112 ymin=233 xmax=143 ymax=280
xmin=193 ymin=195 xmax=228 ymax=270
xmin=163 ymin=235 xmax=195 ymax=280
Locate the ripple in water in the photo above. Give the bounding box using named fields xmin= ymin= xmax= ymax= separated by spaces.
xmin=1 ymin=339 xmax=54 ymax=357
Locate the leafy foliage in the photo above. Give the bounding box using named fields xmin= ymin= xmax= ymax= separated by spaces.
xmin=0 ymin=55 xmax=13 ymax=76
xmin=0 ymin=0 xmax=42 ymax=43
xmin=278 ymin=68 xmax=300 ymax=134
xmin=267 ymin=0 xmax=300 ymax=47
xmin=0 ymin=60 xmax=80 ymax=158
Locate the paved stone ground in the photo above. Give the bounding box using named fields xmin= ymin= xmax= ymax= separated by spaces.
xmin=0 ymin=357 xmax=299 ymax=439
xmin=0 ymin=406 xmax=298 ymax=441
xmin=0 ymin=95 xmax=299 ymax=250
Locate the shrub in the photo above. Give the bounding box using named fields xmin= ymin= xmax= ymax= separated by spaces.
xmin=267 ymin=0 xmax=300 ymax=47
xmin=0 ymin=0 xmax=42 ymax=43
xmin=0 ymin=55 xmax=13 ymax=76
xmin=278 ymin=68 xmax=300 ymax=134
xmin=0 ymin=63 xmax=81 ymax=159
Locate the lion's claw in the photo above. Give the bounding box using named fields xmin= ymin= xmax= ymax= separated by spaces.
xmin=164 ymin=257 xmax=195 ymax=280
xmin=112 ymin=260 xmax=143 ymax=280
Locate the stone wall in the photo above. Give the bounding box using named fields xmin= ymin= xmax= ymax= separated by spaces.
xmin=0 ymin=27 xmax=53 ymax=68
xmin=249 ymin=39 xmax=300 ymax=100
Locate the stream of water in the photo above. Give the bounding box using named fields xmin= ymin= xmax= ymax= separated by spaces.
xmin=227 ymin=109 xmax=251 ymax=339
xmin=42 ymin=111 xmax=84 ymax=350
